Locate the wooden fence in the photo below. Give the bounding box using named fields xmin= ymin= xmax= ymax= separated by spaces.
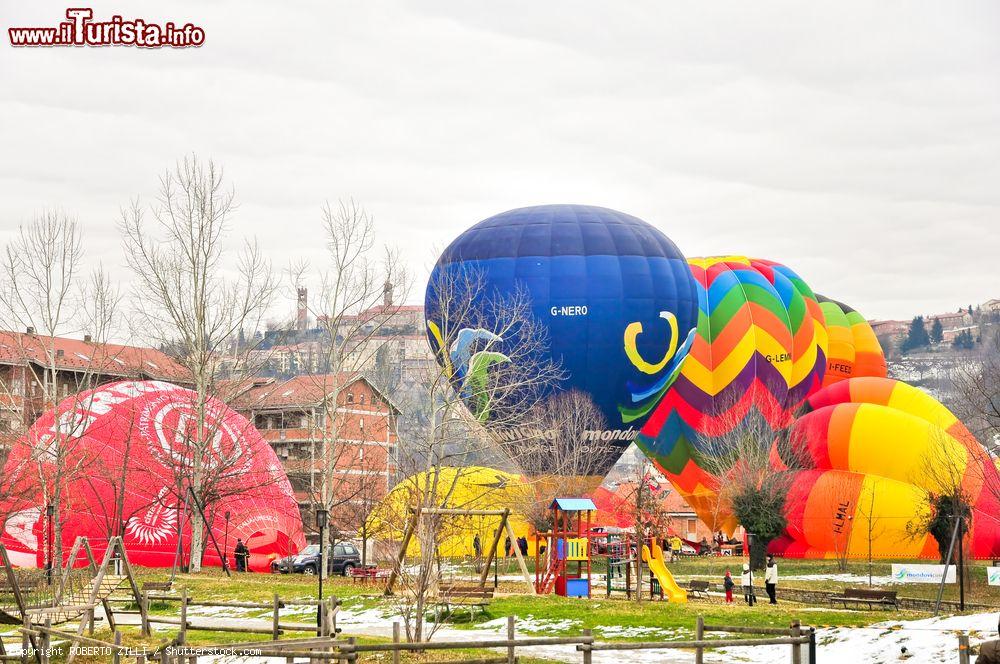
xmin=10 ymin=611 xmax=817 ymax=663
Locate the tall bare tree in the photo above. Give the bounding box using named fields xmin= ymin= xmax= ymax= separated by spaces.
xmin=906 ymin=427 xmax=976 ymax=566
xmin=615 ymin=460 xmax=673 ymax=602
xmin=0 ymin=212 xmax=120 ymax=566
xmin=510 ymin=390 xmax=610 ymax=532
xmin=389 ymin=266 xmax=562 ymax=643
xmin=700 ymin=383 xmax=802 ymax=570
xmin=952 ymin=326 xmax=1000 ymax=453
xmin=120 ymin=155 xmax=278 ymax=571
xmin=856 ymin=482 xmax=884 ymax=586
xmin=287 ymin=199 xmax=409 ymax=578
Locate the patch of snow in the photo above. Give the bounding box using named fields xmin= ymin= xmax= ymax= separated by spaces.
xmin=480 ymin=614 xmax=580 ymax=633
xmin=717 ymin=611 xmax=1000 ymax=664
xmin=596 ymin=624 xmax=682 ymax=639
xmin=780 ymin=573 xmax=897 ymax=585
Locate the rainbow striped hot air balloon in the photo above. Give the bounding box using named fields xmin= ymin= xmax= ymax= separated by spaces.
xmin=634 ymin=256 xmax=828 ymax=532
xmin=771 ymin=377 xmax=1000 ymax=559
xmin=816 ymin=296 xmax=888 ymax=387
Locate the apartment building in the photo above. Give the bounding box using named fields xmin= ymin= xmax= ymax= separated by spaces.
xmin=229 ymin=373 xmax=399 ymax=530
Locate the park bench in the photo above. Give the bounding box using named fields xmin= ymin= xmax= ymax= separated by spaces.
xmin=349 ymin=566 xmax=391 ymax=584
xmin=829 ymin=588 xmax=898 ymax=610
xmin=141 ymin=581 xmax=173 ymax=593
xmin=687 ymin=580 xmax=711 ymax=600
xmin=435 ymin=584 xmax=494 ymax=618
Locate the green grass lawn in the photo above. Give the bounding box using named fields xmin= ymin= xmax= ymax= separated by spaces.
xmin=9 ymin=559 xmax=997 ymax=663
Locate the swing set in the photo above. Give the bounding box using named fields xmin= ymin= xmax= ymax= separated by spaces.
xmin=384 ymin=506 xmax=535 ymax=596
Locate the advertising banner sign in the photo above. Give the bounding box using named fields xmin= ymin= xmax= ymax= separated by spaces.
xmin=891 ymin=564 xmax=955 ymax=584
xmin=986 ymin=567 xmax=1000 ymax=586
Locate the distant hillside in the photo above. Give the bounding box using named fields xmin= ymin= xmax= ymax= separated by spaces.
xmin=881 ymin=300 xmax=999 ymax=409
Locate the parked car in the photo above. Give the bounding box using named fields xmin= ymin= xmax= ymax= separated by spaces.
xmin=270 ymin=542 xmax=361 ymax=576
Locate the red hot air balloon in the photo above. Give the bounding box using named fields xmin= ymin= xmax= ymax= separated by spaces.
xmin=0 ymin=381 xmax=304 ymax=571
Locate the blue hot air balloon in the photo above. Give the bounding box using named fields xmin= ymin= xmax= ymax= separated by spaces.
xmin=425 ymin=204 xmax=698 ymax=472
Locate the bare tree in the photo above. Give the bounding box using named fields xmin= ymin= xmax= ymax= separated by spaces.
xmin=286 ymin=199 xmax=409 ymax=578
xmin=856 ymin=482 xmax=884 ymax=587
xmin=120 ymin=155 xmax=279 ymax=571
xmin=615 ymin=461 xmax=673 ymax=602
xmin=700 ymin=383 xmax=801 ymax=570
xmin=389 ymin=265 xmax=563 ymax=643
xmin=952 ymin=327 xmax=1000 ymax=453
xmin=0 ymin=212 xmax=120 ymax=566
xmin=826 ymin=473 xmax=857 ymax=573
xmin=906 ymin=426 xmax=975 ymax=566
xmin=510 ymin=390 xmax=611 ymax=533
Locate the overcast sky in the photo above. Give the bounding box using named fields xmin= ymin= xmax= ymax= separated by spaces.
xmin=1 ymin=1 xmax=998 ymax=326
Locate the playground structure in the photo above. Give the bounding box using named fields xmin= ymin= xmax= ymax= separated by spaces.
xmin=531 ymin=498 xmax=691 ymax=602
xmin=592 ymin=531 xmax=688 ymax=602
xmin=642 ymin=541 xmax=688 ymax=602
xmin=535 ymin=498 xmax=595 ymax=597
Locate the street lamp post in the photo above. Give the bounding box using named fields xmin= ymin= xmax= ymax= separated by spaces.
xmin=45 ymin=504 xmax=55 ymax=585
xmin=315 ymin=507 xmax=329 ymax=635
xmin=223 ymin=511 xmax=231 ymax=572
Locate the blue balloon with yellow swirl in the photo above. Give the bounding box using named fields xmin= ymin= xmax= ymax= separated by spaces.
xmin=425 ymin=204 xmax=698 ymax=473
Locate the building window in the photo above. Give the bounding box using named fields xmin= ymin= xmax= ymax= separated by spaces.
xmin=359 ymin=417 xmax=364 ymax=431
xmin=346 ymin=392 xmax=354 ymax=404
xmin=359 ymin=393 xmax=366 ymax=405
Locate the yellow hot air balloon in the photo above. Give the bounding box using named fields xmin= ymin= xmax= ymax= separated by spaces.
xmin=367 ymin=466 xmax=534 ymax=557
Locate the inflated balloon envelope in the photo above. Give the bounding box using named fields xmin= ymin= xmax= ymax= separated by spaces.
xmin=634 ymin=256 xmax=829 ymax=534
xmin=770 ymin=377 xmax=1000 ymax=559
xmin=425 ymin=204 xmax=700 ymax=475
xmin=0 ymin=380 xmax=305 ymax=571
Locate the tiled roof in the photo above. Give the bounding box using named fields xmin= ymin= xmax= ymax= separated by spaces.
xmin=550 ymin=497 xmax=597 ymax=512
xmin=231 ymin=373 xmax=370 ymax=409
xmin=0 ymin=331 xmax=190 ymax=382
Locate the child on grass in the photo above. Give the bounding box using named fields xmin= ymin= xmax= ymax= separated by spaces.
xmin=723 ymin=570 xmax=735 ymax=603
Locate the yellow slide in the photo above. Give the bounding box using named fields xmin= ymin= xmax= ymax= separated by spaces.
xmin=641 ymin=543 xmax=688 ymax=603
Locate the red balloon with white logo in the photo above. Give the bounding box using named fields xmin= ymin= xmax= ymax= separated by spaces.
xmin=0 ymin=381 xmax=305 ymax=571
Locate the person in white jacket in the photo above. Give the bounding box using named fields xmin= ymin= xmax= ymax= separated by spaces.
xmin=740 ymin=563 xmax=756 ymax=606
xmin=764 ymin=555 xmax=778 ymax=604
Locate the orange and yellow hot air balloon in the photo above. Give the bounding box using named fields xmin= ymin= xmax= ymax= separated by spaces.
xmin=770 ymin=377 xmax=1000 ymax=559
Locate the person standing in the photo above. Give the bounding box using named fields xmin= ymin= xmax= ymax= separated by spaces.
xmin=723 ymin=570 xmax=735 ymax=603
xmin=234 ymin=538 xmax=249 ymax=573
xmin=473 ymin=533 xmax=482 ymax=558
xmin=740 ymin=563 xmax=756 ymax=606
xmin=976 ymin=616 xmax=1000 ymax=663
xmin=764 ymin=554 xmax=778 ymax=605
xmin=670 ymin=535 xmax=683 ymax=562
